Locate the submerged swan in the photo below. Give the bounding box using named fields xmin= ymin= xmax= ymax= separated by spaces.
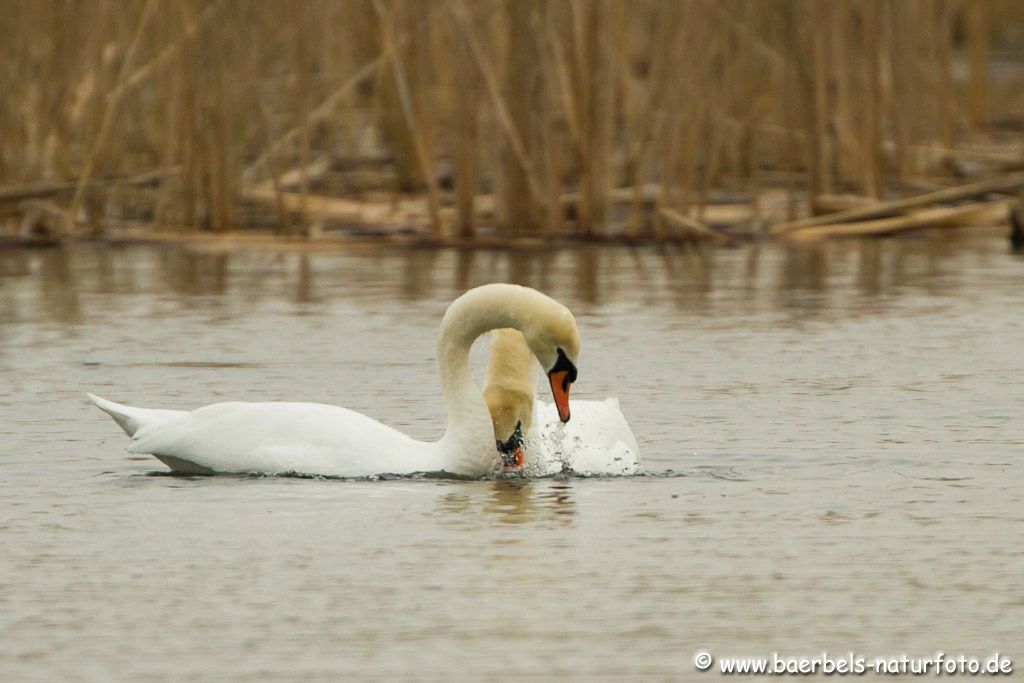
xmin=483 ymin=328 xmax=640 ymax=475
xmin=89 ymin=284 xmax=579 ymax=478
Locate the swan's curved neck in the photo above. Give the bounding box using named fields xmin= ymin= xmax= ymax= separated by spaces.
xmin=435 ymin=285 xmax=539 ymax=474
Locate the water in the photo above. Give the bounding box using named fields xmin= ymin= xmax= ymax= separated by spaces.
xmin=2 ymin=237 xmax=1022 ymax=680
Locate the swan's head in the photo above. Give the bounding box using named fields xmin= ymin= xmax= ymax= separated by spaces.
xmin=486 ymin=404 xmax=527 ymax=468
xmin=521 ymin=304 xmax=579 ymax=423
xmin=497 ymin=420 xmax=526 ymax=468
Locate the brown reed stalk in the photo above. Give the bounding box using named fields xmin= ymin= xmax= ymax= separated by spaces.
xmin=499 ymin=0 xmax=536 ymax=233
xmin=448 ymin=13 xmax=479 ymax=238
xmin=375 ymin=0 xmax=444 ymax=235
xmin=861 ymin=0 xmax=884 ymax=199
xmin=936 ymin=2 xmax=956 ymax=150
xmin=967 ymin=1 xmax=991 ymax=128
xmin=66 ymin=0 xmax=158 ymax=235
xmin=575 ymin=0 xmax=612 ymax=236
xmin=447 ymin=0 xmax=545 ymax=210
xmin=292 ymin=8 xmax=312 ymax=234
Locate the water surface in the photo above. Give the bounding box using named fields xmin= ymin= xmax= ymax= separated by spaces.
xmin=1 ymin=237 xmax=1022 ymax=679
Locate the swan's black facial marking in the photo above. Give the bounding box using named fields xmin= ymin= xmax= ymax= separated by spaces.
xmin=549 ymin=347 xmax=578 ymax=391
xmin=497 ymin=420 xmax=525 ymax=468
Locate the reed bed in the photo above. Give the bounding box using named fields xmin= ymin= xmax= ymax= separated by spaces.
xmin=2 ymin=0 xmax=1024 ymax=244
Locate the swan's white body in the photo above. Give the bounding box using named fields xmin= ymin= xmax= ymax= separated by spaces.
xmin=89 ymin=284 xmax=580 ymax=478
xmin=483 ymin=329 xmax=640 ymax=476
xmin=88 ymin=397 xmax=447 ymax=477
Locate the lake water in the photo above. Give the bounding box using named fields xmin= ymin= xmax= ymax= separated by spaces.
xmin=1 ymin=237 xmax=1022 ymax=680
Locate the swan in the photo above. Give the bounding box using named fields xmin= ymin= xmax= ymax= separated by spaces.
xmin=483 ymin=328 xmax=538 ymax=468
xmin=88 ymin=283 xmax=580 ymax=478
xmin=483 ymin=328 xmax=640 ymax=476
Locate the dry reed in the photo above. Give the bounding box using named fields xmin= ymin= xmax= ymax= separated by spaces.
xmin=1 ymin=0 xmax=1023 ymax=241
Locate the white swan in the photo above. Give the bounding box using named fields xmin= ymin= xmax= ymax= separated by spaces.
xmin=483 ymin=328 xmax=640 ymax=475
xmin=89 ymin=284 xmax=580 ymax=478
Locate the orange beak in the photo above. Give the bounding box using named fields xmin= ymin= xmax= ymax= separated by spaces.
xmin=500 ymin=446 xmax=524 ymax=470
xmin=548 ymin=369 xmax=573 ymax=423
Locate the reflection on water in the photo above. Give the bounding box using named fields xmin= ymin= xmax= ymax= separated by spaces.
xmin=1 ymin=236 xmax=1022 ymax=680
xmin=1 ymin=236 xmax=1016 ymax=326
xmin=436 ymin=480 xmax=576 ymax=527
xmin=483 ymin=480 xmax=576 ymax=525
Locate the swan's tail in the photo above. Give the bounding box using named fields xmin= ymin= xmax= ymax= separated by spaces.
xmin=87 ymin=393 xmax=183 ymax=437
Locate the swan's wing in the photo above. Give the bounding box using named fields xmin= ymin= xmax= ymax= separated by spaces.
xmin=598 ymin=396 xmax=639 ymax=455
xmin=123 ymin=401 xmax=434 ymax=477
xmin=88 ymin=393 xmax=186 ymax=436
xmin=529 ymin=397 xmax=641 ymax=475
